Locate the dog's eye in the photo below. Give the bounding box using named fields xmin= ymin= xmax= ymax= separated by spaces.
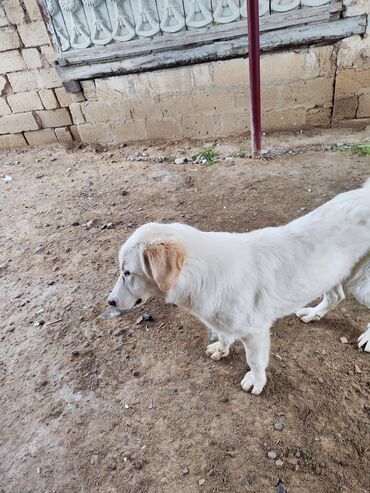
xmin=123 ymin=271 xmax=131 ymax=277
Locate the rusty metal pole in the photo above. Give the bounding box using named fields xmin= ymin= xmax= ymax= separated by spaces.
xmin=247 ymin=0 xmax=262 ymax=158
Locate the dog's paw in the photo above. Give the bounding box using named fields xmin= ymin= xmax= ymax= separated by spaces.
xmin=205 ymin=341 xmax=229 ymax=361
xmin=240 ymin=371 xmax=266 ymax=395
xmin=358 ymin=325 xmax=370 ymax=352
xmin=295 ymin=306 xmax=323 ymax=323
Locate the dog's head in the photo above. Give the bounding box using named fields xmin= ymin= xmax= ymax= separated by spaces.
xmin=107 ymin=223 xmax=186 ymax=310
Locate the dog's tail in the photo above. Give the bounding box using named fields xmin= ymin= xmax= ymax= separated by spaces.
xmin=363 ymin=178 xmax=370 ymax=190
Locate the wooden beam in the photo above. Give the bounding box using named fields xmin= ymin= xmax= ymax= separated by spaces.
xmin=56 ymin=15 xmax=366 ymax=86
xmin=60 ymin=2 xmax=343 ymax=67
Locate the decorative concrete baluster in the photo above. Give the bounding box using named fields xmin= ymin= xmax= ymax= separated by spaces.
xmin=107 ymin=0 xmax=136 ymax=42
xmin=45 ymin=0 xmax=71 ymax=51
xmin=156 ymin=0 xmax=186 ymax=33
xmin=133 ymin=0 xmax=161 ymax=37
xmin=271 ymin=0 xmax=301 ymax=13
xmin=81 ymin=0 xmax=113 ymax=45
xmin=301 ymin=0 xmax=330 ymax=5
xmin=213 ymin=0 xmax=240 ymax=24
xmin=184 ymin=0 xmax=213 ymax=28
xmin=240 ymin=0 xmax=270 ymax=18
xmin=59 ymin=0 xmax=92 ymax=48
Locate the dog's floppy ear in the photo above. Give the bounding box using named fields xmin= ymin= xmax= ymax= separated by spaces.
xmin=143 ymin=242 xmax=185 ymax=292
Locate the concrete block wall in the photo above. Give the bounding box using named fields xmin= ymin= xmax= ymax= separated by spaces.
xmin=0 ymin=0 xmax=369 ymax=148
xmin=0 ymin=0 xmax=78 ymax=148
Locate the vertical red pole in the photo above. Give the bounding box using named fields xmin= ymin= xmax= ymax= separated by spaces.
xmin=247 ymin=0 xmax=262 ymax=158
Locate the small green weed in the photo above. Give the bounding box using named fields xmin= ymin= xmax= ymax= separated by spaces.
xmin=331 ymin=142 xmax=370 ymax=156
xmin=193 ymin=147 xmax=218 ymax=165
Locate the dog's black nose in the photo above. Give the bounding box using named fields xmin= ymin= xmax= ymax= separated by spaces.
xmin=108 ymin=298 xmax=117 ymax=307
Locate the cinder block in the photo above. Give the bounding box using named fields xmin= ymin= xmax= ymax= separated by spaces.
xmin=37 ymin=67 xmax=62 ymax=89
xmin=81 ymin=101 xmax=130 ymax=123
xmin=147 ymin=66 xmax=192 ymax=96
xmin=22 ymin=0 xmax=42 ymax=21
xmin=335 ymin=68 xmax=370 ymax=98
xmin=191 ymin=93 xmax=235 ymax=113
xmin=145 ymin=118 xmax=181 ymax=140
xmin=81 ymin=80 xmax=96 ymax=100
xmin=69 ymin=125 xmax=81 ymax=142
xmin=112 ymin=120 xmax=147 ymax=142
xmin=18 ymin=21 xmax=49 ymax=47
xmin=95 ymin=76 xmax=138 ymax=102
xmin=0 ymin=97 xmax=11 ymax=116
xmin=0 ymin=27 xmax=21 ymax=51
xmin=4 ymin=0 xmax=25 ymax=24
xmin=70 ymin=91 xmax=85 ymax=103
xmin=69 ymin=102 xmax=85 ymax=124
xmin=0 ymin=6 xmax=8 ymax=27
xmin=0 ymin=133 xmax=27 ymax=149
xmin=22 ymin=48 xmax=42 ymax=69
xmin=190 ymin=63 xmax=213 ymax=89
xmin=54 ymin=87 xmax=72 ymax=107
xmin=77 ymin=123 xmax=113 ymax=144
xmin=0 ymin=50 xmax=26 ymax=72
xmin=213 ymin=58 xmax=248 ymax=87
xmin=158 ymin=95 xmax=195 ymax=117
xmin=263 ymin=108 xmax=306 ymax=131
xmin=218 ymin=111 xmax=249 ymax=136
xmin=39 ymin=89 xmax=59 ymax=109
xmin=55 ymin=126 xmax=74 ymax=143
xmin=182 ymin=113 xmax=220 ymax=139
xmin=40 ymin=45 xmax=56 ymax=63
xmin=7 ymin=90 xmax=43 ymax=113
xmin=35 ymin=108 xmax=72 ymax=128
xmin=280 ymin=77 xmax=334 ymax=109
xmin=24 ymin=128 xmax=57 ymax=145
xmin=8 ymin=71 xmax=37 ymax=92
xmin=0 ymin=112 xmax=39 ymax=134
xmin=357 ymin=90 xmax=370 ymax=118
xmin=0 ymin=75 xmax=10 ymax=95
xmin=306 ymin=106 xmax=332 ymax=127
xmin=333 ymin=96 xmax=358 ymax=121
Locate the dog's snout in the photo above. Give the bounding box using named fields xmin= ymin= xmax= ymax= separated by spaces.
xmin=108 ymin=298 xmax=117 ymax=307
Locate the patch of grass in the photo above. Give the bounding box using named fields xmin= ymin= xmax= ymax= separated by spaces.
xmin=331 ymin=142 xmax=370 ymax=156
xmin=193 ymin=147 xmax=218 ymax=166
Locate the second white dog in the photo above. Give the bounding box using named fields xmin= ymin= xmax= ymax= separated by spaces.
xmin=108 ymin=179 xmax=370 ymax=394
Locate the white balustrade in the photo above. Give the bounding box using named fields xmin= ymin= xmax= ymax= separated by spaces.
xmin=44 ymin=0 xmax=333 ymax=52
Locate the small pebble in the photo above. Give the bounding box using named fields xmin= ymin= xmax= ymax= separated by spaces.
xmin=131 ymin=460 xmax=142 ymax=470
xmin=274 ymin=423 xmax=284 ymax=431
xmin=113 ymin=328 xmax=125 ymax=337
xmin=175 ymin=157 xmax=187 ymax=165
xmin=143 ymin=313 xmax=154 ymax=322
xmin=276 ymin=481 xmax=287 ymax=493
xmin=198 ymin=479 xmax=205 ymax=486
xmin=354 ymin=364 xmax=362 ymax=374
xmin=275 ymin=459 xmax=284 ymax=468
xmin=268 ymin=451 xmax=277 ymax=460
xmin=132 ymin=370 xmax=140 ymax=377
xmin=182 ymin=467 xmax=189 ymax=475
xmin=340 ymin=337 xmax=348 ymax=344
xmin=317 ymin=377 xmax=324 ymax=384
xmin=71 ymin=221 xmax=80 ymax=226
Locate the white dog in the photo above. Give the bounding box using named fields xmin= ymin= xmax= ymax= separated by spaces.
xmin=108 ymin=179 xmax=370 ymax=394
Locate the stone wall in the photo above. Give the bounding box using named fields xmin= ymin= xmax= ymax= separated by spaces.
xmin=0 ymin=0 xmax=369 ymax=148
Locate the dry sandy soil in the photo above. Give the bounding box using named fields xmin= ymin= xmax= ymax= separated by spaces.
xmin=0 ymin=129 xmax=369 ymax=493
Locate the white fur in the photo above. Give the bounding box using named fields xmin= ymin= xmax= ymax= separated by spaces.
xmin=109 ymin=180 xmax=370 ymax=394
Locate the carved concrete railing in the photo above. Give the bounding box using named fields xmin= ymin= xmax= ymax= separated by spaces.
xmin=45 ymin=0 xmax=332 ymax=52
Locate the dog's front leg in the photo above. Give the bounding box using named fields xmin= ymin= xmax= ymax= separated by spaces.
xmin=205 ymin=333 xmax=234 ymax=361
xmin=241 ymin=328 xmax=270 ymax=395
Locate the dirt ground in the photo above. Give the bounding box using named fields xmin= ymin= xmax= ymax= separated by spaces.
xmin=0 ymin=129 xmax=369 ymax=493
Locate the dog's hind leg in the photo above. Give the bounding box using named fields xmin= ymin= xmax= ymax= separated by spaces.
xmin=296 ymin=284 xmax=345 ymax=323
xmin=358 ymin=325 xmax=370 ymax=352
xmin=344 ymin=253 xmax=370 ymax=351
xmin=205 ymin=333 xmax=234 ymax=361
xmin=240 ymin=328 xmax=270 ymax=395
